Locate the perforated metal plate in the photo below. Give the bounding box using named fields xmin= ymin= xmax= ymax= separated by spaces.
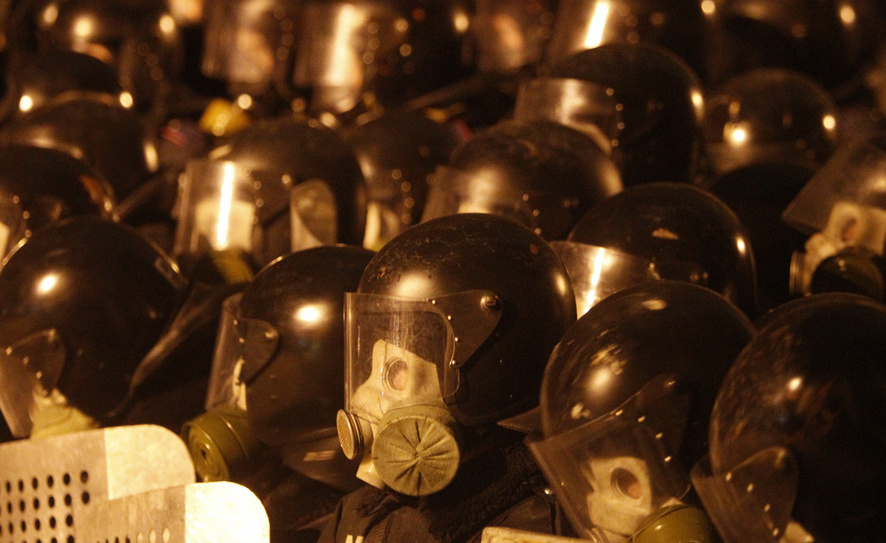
xmin=76 ymin=482 xmax=269 ymax=543
xmin=0 ymin=425 xmax=196 ymax=543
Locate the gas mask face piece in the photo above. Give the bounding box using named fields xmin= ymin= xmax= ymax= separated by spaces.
xmin=530 ymin=376 xmax=692 ymax=542
xmin=584 ymin=455 xmax=660 ymax=539
xmin=337 ymin=292 xmax=469 ymax=497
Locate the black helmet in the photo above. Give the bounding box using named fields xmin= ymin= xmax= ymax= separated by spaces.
xmin=6 ymin=0 xmax=184 ymax=115
xmin=542 ymin=42 xmax=706 ymax=186
xmin=421 ymin=118 xmax=623 ymax=241
xmin=173 ymin=115 xmax=367 ymax=269
xmin=568 ymin=181 xmax=760 ymax=317
xmin=0 ymin=216 xmax=188 ymax=438
xmin=544 ymin=0 xmax=708 ymax=82
xmin=0 ymin=143 xmax=115 ymax=257
xmin=0 ymin=93 xmax=161 ymax=207
xmin=531 ymin=280 xmax=754 ymax=541
xmin=340 ymin=110 xmax=463 ymax=250
xmin=292 ymin=0 xmax=475 ymax=117
xmin=0 ymin=50 xmax=128 ymax=124
xmin=702 ymin=0 xmax=886 ymax=92
xmin=183 ymin=245 xmax=374 ymax=490
xmin=336 ymin=213 xmax=576 ymax=495
xmin=692 ymin=292 xmax=886 ymax=543
xmin=703 ymin=67 xmax=839 ymax=176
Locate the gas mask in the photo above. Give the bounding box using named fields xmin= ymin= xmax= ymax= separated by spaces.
xmin=789 ymin=201 xmax=886 ymax=296
xmin=530 ymin=376 xmax=694 ymax=542
xmin=336 ymin=291 xmax=500 ymax=497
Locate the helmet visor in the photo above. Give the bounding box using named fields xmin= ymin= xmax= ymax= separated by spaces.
xmin=293 ymin=2 xmax=404 ymax=113
xmin=514 ymin=77 xmax=621 ymax=155
xmin=204 ymin=293 xmax=246 ymax=411
xmin=202 ymin=0 xmax=287 ymax=85
xmin=550 ymin=241 xmax=659 ymax=317
xmin=0 ymin=196 xmax=26 ymax=259
xmin=343 ymin=293 xmax=454 ymax=423
xmin=173 ymin=159 xmax=258 ymax=259
xmin=289 ymin=179 xmax=339 ymax=251
xmin=692 ymin=448 xmax=800 ymax=543
xmin=0 ymin=330 xmax=67 ymax=437
xmin=783 ymin=136 xmax=886 ymax=236
xmin=530 ymin=375 xmax=692 ymax=541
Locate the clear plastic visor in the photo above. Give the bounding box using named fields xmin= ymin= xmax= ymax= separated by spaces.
xmin=173 ymin=159 xmax=259 ymax=260
xmin=201 ymin=0 xmax=288 ymax=85
xmin=293 ymin=2 xmax=405 ymax=114
xmin=0 ymin=330 xmax=67 ymax=437
xmin=0 ymin=196 xmax=26 ymax=260
xmin=783 ymin=136 xmax=886 ymax=236
xmin=343 ymin=293 xmax=455 ymax=423
xmin=530 ymin=375 xmax=691 ymax=541
xmin=691 ymin=447 xmax=802 ymax=543
xmin=550 ymin=241 xmax=659 ymax=317
xmin=204 ymin=293 xmax=246 ymax=411
xmin=514 ymin=77 xmax=621 ymax=155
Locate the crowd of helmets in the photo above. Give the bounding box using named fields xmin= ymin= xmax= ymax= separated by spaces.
xmin=2 ymin=0 xmax=886 ymax=542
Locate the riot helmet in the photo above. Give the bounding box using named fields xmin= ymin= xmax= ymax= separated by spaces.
xmin=0 ymin=93 xmax=161 ymax=211
xmin=0 ymin=216 xmax=189 ymax=438
xmin=200 ymin=0 xmax=300 ymax=113
xmin=291 ymin=0 xmax=474 ymax=117
xmin=336 ymin=213 xmax=576 ymax=496
xmin=531 ymin=280 xmax=754 ymax=542
xmin=568 ymin=181 xmax=760 ymax=317
xmin=172 ymin=115 xmax=367 ymax=270
xmin=703 ymin=67 xmax=839 ymax=176
xmin=340 ymin=110 xmax=463 ymax=250
xmin=183 ymin=245 xmax=374 ymax=490
xmin=702 ymin=0 xmax=886 ymax=93
xmin=421 ymin=118 xmax=623 ymax=241
xmin=692 ymin=292 xmax=886 ymax=543
xmin=0 ymin=143 xmax=115 ymax=257
xmin=6 ymin=0 xmax=184 ymax=116
xmin=0 ymin=49 xmax=128 ymax=124
xmin=542 ymin=42 xmax=706 ymax=186
xmin=783 ymin=134 xmax=886 ymax=297
xmin=544 ymin=0 xmax=708 ymax=82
